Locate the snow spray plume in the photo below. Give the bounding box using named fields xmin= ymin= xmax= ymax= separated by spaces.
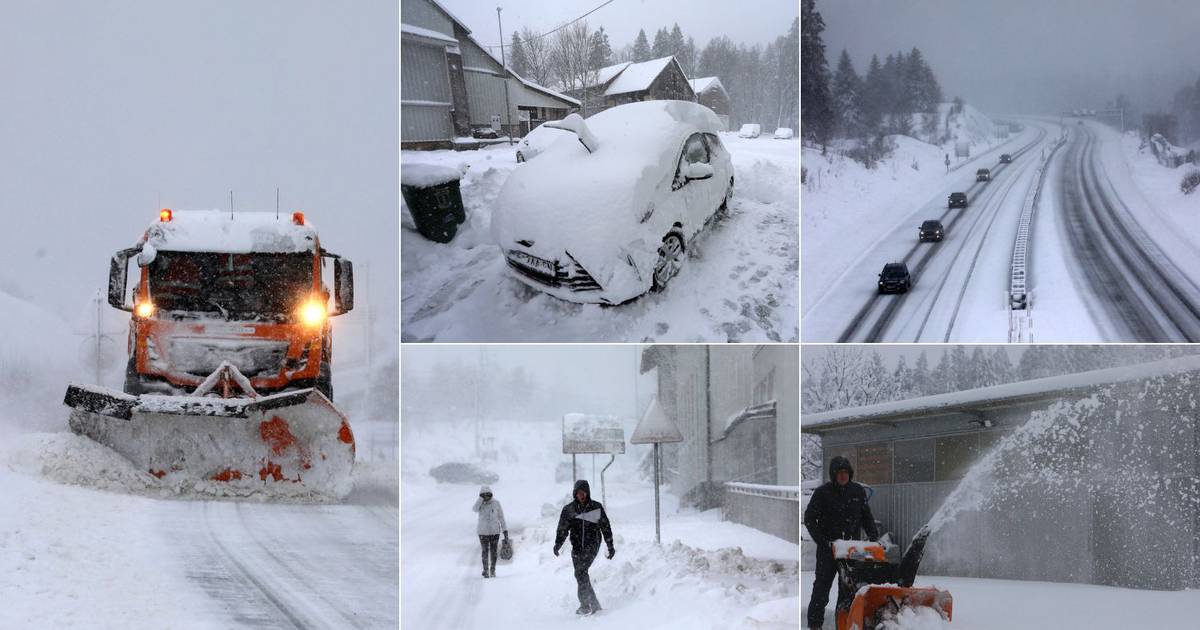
xmin=924 ymin=374 xmax=1200 ymax=589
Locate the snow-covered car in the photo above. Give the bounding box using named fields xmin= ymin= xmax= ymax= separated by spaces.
xmin=492 ymin=100 xmax=735 ymax=304
xmin=515 ymin=123 xmax=565 ymax=163
xmin=737 ymin=123 xmax=761 ymax=138
xmin=429 ymin=462 xmax=499 ymax=484
xmin=773 ymin=127 xmax=794 ymax=139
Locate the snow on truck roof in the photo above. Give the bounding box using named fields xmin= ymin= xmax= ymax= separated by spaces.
xmin=803 ymin=355 xmax=1200 ymax=433
xmin=139 ymin=210 xmax=319 ymax=254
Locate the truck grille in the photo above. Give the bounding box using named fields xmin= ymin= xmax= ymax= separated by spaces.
xmin=166 ymin=338 xmax=289 ymax=378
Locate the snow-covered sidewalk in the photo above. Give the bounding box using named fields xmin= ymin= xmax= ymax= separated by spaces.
xmin=400 ymin=135 xmax=798 ymax=342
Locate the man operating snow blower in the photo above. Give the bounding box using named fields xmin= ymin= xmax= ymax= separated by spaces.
xmin=804 ymin=456 xmax=879 ymax=630
xmin=553 ymin=479 xmax=615 ymax=616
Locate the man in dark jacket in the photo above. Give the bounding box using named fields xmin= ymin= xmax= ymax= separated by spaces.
xmin=803 ymin=456 xmax=879 ymax=630
xmin=553 ymin=479 xmax=615 ymax=615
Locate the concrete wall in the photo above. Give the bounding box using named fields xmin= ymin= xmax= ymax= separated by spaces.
xmin=723 ymin=484 xmax=800 ymax=543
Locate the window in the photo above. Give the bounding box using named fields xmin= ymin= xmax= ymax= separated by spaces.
xmin=936 ymin=433 xmax=981 ymax=481
xmin=682 ymin=133 xmax=710 ymax=164
xmin=856 ymin=442 xmax=893 ymax=485
xmin=893 ymin=438 xmax=935 ymax=483
xmin=753 ymin=368 xmax=775 ymax=405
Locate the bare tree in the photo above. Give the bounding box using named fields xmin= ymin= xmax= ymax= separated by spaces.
xmin=519 ymin=26 xmax=553 ymax=87
xmin=551 ymin=22 xmax=599 ymax=112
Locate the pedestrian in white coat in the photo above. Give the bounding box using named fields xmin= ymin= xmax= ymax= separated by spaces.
xmin=473 ymin=485 xmax=508 ymax=578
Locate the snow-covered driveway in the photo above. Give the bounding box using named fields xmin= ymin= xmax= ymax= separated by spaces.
xmin=400 ymin=135 xmax=798 ymax=342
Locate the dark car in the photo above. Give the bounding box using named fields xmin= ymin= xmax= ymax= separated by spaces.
xmin=429 ymin=462 xmax=499 ymax=484
xmin=1000 ymin=153 xmax=1012 ymax=164
xmin=948 ymin=192 xmax=968 ymax=209
xmin=976 ymin=168 xmax=991 ymax=182
xmin=878 ymin=262 xmax=912 ymax=294
xmin=918 ymin=220 xmax=945 ymax=242
xmin=472 ymin=127 xmax=500 ymax=140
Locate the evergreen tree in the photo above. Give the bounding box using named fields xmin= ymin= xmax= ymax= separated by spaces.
xmin=800 ymin=0 xmax=834 ymax=147
xmin=987 ymin=348 xmax=1014 ymax=386
xmin=862 ymin=54 xmax=884 ymax=132
xmin=669 ymin=23 xmax=686 ymax=58
xmin=967 ymin=347 xmax=989 ymax=389
xmin=509 ymin=31 xmax=530 ymax=77
xmin=894 ymin=355 xmax=913 ymax=398
xmin=930 ymin=350 xmax=952 ymax=395
xmin=652 ymin=27 xmax=671 ymax=58
xmin=589 ymin=26 xmax=612 ymax=69
xmin=950 ymin=346 xmax=972 ymax=392
xmin=632 ymin=29 xmax=651 ymax=62
xmin=680 ymin=35 xmax=697 ymax=77
xmin=912 ymin=350 xmax=931 ymax=396
xmin=831 ymin=49 xmax=864 ymax=137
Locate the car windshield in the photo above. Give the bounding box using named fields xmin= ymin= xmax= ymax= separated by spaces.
xmin=922 ymin=222 xmax=940 ymax=228
xmin=148 ymin=251 xmax=313 ymax=319
xmin=883 ymin=265 xmax=906 ymax=276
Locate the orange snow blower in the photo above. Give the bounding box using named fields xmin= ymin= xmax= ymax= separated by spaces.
xmin=833 ymin=526 xmax=952 ymax=630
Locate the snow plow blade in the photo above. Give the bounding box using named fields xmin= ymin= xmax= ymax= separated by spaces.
xmin=840 ymin=585 xmax=952 ymax=630
xmin=63 ymin=384 xmax=355 ymax=500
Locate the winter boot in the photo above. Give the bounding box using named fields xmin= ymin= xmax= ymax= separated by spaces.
xmin=482 ymin=570 xmax=489 ymax=578
xmin=576 ymin=605 xmax=591 ymax=615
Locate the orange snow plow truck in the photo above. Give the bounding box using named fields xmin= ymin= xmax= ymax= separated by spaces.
xmin=833 ymin=526 xmax=952 ymax=630
xmin=64 ymin=209 xmax=356 ymax=499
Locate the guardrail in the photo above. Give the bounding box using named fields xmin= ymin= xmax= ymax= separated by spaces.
xmin=1009 ymin=132 xmax=1069 ymax=342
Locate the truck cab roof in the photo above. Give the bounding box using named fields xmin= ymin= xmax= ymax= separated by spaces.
xmin=140 ymin=210 xmax=319 ymax=254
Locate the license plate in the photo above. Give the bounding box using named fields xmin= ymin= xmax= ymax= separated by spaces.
xmin=510 ymin=250 xmax=556 ymax=274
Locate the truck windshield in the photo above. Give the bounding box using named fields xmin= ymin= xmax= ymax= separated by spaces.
xmin=148 ymin=252 xmax=313 ymax=318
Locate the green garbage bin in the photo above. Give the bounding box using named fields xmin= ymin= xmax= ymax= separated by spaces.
xmin=401 ymin=164 xmax=466 ymax=243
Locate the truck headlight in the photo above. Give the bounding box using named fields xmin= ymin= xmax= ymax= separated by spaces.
xmin=299 ymin=299 xmax=327 ymax=327
xmin=135 ymin=301 xmax=155 ymax=319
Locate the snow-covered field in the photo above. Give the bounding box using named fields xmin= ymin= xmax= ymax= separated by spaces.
xmin=402 ymin=418 xmax=800 ymax=629
xmin=401 ymin=134 xmax=798 ymax=342
xmin=801 ymin=571 xmax=1200 ymax=629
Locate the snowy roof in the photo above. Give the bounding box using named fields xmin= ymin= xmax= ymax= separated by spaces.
xmin=604 ymin=56 xmax=683 ymax=96
xmin=689 ymin=76 xmax=726 ymax=97
xmin=589 ymin=61 xmax=631 ymax=88
xmin=138 ymin=210 xmax=319 ymax=254
xmin=400 ymin=23 xmax=457 ymax=45
xmin=510 ymin=69 xmax=580 ymax=107
xmin=630 ymin=397 xmax=683 ymax=444
xmin=426 ymin=0 xmax=472 ymax=34
xmin=803 ymin=355 xmax=1200 ymax=433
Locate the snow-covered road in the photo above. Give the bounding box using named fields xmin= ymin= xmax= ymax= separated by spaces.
xmin=400 ymin=135 xmax=798 ymax=342
xmin=0 ymin=425 xmax=399 ymax=629
xmin=802 ymin=122 xmax=1059 ymax=342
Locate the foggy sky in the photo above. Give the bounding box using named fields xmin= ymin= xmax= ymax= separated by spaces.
xmin=0 ymin=1 xmax=398 ymax=327
xmin=436 ymin=0 xmax=797 ymax=56
xmin=818 ymin=0 xmax=1200 ymax=115
xmin=402 ymin=345 xmax=657 ymax=420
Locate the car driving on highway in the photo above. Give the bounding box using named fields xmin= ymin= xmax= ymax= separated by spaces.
xmin=948 ymin=192 xmax=968 ymax=209
xmin=1000 ymin=153 xmax=1012 ymax=164
xmin=918 ymin=220 xmax=945 ymax=242
xmin=878 ymin=262 xmax=913 ymax=294
xmin=976 ymin=168 xmax=992 ymax=182
xmin=492 ymin=100 xmax=734 ymax=304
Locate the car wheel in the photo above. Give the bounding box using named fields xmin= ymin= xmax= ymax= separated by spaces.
xmin=717 ymin=177 xmax=734 ymax=214
xmin=652 ymin=233 xmax=685 ymax=292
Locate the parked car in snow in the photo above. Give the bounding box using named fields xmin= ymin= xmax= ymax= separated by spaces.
xmin=948 ymin=192 xmax=968 ymax=209
xmin=516 ymin=123 xmax=565 ymax=163
xmin=976 ymin=168 xmax=991 ymax=182
xmin=773 ymin=127 xmax=794 ymax=139
xmin=918 ymin=220 xmax=945 ymax=242
xmin=878 ymin=262 xmax=912 ymax=294
xmin=492 ymin=100 xmax=735 ymax=304
xmin=737 ymin=123 xmax=761 ymax=138
xmin=429 ymin=462 xmax=499 ymax=484
xmin=999 ymin=153 xmax=1012 ymax=164
xmin=472 ymin=127 xmax=499 ymax=140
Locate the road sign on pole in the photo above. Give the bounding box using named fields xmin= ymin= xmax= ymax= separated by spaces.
xmin=630 ymin=397 xmax=683 ymax=545
xmin=563 ymin=414 xmax=626 ymax=506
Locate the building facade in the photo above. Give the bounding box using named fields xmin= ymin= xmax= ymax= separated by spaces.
xmin=641 ymin=345 xmax=799 ymax=542
xmin=690 ymin=77 xmax=732 ymax=130
xmin=401 ymin=0 xmax=578 ymax=149
xmin=571 ymin=56 xmax=697 ymax=116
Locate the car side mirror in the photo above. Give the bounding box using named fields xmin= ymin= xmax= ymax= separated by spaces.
xmin=333 ymin=257 xmax=354 ymax=315
xmin=108 ymin=247 xmax=140 ymax=311
xmin=684 ymin=162 xmax=714 ymax=180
